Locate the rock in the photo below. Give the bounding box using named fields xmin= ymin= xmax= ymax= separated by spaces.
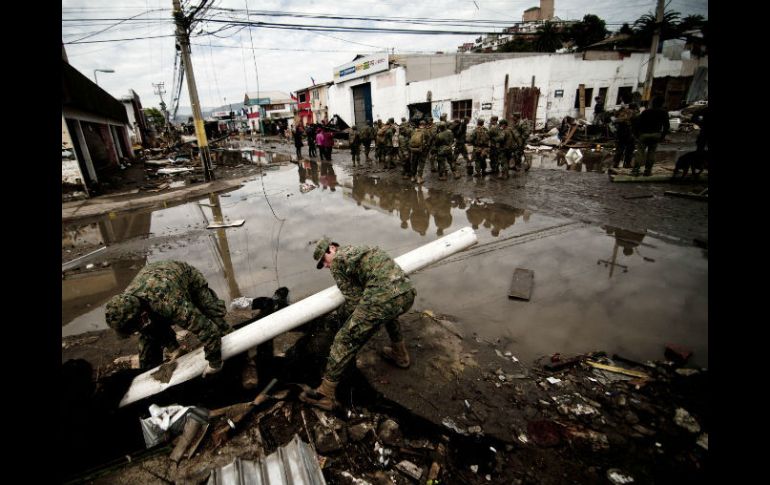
xmin=377 ymin=419 xmax=402 ymax=446
xmin=348 ymin=422 xmax=375 ymax=442
xmin=673 ymin=408 xmax=701 ymax=433
xmin=467 ymin=426 xmax=483 ymax=435
xmin=624 ymin=411 xmax=640 ymax=424
xmin=675 ymin=368 xmax=700 ymax=377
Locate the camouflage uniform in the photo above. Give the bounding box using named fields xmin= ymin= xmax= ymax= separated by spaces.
xmin=105 ymin=261 xmax=229 ymax=370
xmin=360 ymin=124 xmax=373 ymax=161
xmin=511 ymin=118 xmax=526 ymax=170
xmin=409 ymin=123 xmax=429 ymax=180
xmin=487 ymin=116 xmax=503 ymax=174
xmin=435 ymin=123 xmax=455 ymax=179
xmin=349 ymin=128 xmax=361 ymax=166
xmin=499 ymin=120 xmax=514 ymax=177
xmin=612 ymin=106 xmax=638 ymax=168
xmin=468 ymin=121 xmax=490 ymax=176
xmin=452 ymin=119 xmax=471 ymax=171
xmin=314 ymin=243 xmax=416 ymax=382
xmin=398 ymin=119 xmax=413 ymax=175
xmin=427 ymin=119 xmax=438 ymax=172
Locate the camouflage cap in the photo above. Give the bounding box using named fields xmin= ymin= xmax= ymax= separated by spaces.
xmin=490 ymin=115 xmax=499 ymax=122
xmin=499 ymin=119 xmax=508 ymax=125
xmin=401 ymin=117 xmax=407 ymax=122
xmin=387 ymin=117 xmax=395 ymax=124
xmin=477 ymin=118 xmax=484 ymax=125
xmin=105 ymin=293 xmax=141 ymax=337
xmin=313 ymin=237 xmax=332 ymax=269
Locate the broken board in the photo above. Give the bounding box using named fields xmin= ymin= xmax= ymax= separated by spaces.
xmin=610 ymin=174 xmax=674 ymax=183
xmin=664 ymin=191 xmax=708 ymax=201
xmin=206 ymin=220 xmax=245 ymax=229
xmin=508 ymin=268 xmax=534 ymax=301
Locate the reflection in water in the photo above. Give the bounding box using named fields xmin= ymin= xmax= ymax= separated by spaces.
xmin=528 ymin=149 xmax=614 ymax=173
xmin=345 ymin=173 xmax=531 ymax=238
xmin=298 ymin=159 xmax=320 ymax=186
xmin=599 ymin=225 xmax=647 ymax=277
xmin=320 ymin=161 xmax=338 ymax=192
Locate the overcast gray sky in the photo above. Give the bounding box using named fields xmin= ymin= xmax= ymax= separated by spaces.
xmin=62 ymin=0 xmax=708 ymax=112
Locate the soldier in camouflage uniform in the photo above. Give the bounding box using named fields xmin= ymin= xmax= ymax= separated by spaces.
xmin=360 ymin=122 xmax=374 ymax=162
xmin=498 ymin=119 xmax=514 ymax=179
xmin=300 ymin=238 xmax=416 ymax=411
xmin=510 ymin=113 xmax=527 ymax=171
xmin=487 ymin=115 xmax=503 ymax=175
xmin=349 ymin=126 xmax=361 ymax=167
xmin=408 ymin=120 xmax=429 ymax=183
xmin=426 ymin=117 xmax=438 ymax=172
xmin=105 ymin=260 xmax=229 ymax=376
xmin=612 ymin=103 xmax=639 ymax=168
xmin=398 ymin=117 xmax=413 ymax=175
xmin=435 ymin=122 xmax=458 ymax=180
xmin=451 ymin=118 xmax=470 ymax=167
xmin=468 ymin=118 xmax=490 ymax=177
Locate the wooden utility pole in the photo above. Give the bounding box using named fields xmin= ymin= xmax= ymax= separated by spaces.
xmin=642 ymin=0 xmax=665 ymax=104
xmin=172 ymin=0 xmax=214 ymax=181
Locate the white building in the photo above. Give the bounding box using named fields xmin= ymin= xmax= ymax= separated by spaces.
xmin=243 ymin=91 xmax=296 ymax=132
xmin=327 ymin=50 xmax=708 ymax=129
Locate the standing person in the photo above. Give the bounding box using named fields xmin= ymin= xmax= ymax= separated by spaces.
xmin=408 ymin=120 xmax=428 ymax=183
xmin=361 ymin=122 xmax=374 ymax=162
xmin=385 ymin=118 xmax=397 ymax=169
xmin=468 ymin=118 xmax=490 ymax=177
xmin=498 ymin=119 xmax=514 ymax=179
xmin=299 ymin=238 xmax=416 ymax=411
xmin=322 ymin=126 xmax=335 ymax=161
xmin=612 ymin=102 xmax=639 ymax=169
xmin=306 ymin=124 xmax=317 ymax=158
xmin=487 ymin=115 xmax=503 ymax=175
xmin=105 ymin=261 xmax=230 ymax=378
xmin=399 ymin=117 xmax=413 ymax=176
xmin=632 ymin=97 xmax=669 ymax=176
xmin=293 ymin=123 xmax=305 ymax=160
xmin=316 ymin=127 xmax=327 ymax=161
xmin=435 ymin=122 xmax=458 ymax=180
xmin=375 ymin=119 xmax=388 ymax=166
xmin=593 ymin=96 xmax=605 ymax=123
xmin=426 ymin=118 xmax=438 ymax=173
xmin=510 ymin=113 xmax=527 ymax=171
xmin=349 ymin=126 xmax=361 ymax=167
xmin=452 ymin=117 xmax=471 ymax=172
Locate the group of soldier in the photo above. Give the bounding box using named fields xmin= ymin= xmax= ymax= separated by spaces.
xmin=347 ymin=113 xmax=531 ymax=184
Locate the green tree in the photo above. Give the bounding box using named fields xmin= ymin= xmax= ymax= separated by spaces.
xmin=499 ymin=36 xmax=536 ymax=52
xmin=567 ymin=14 xmax=608 ymax=50
xmin=533 ymin=21 xmax=564 ymax=52
xmin=144 ymin=107 xmax=165 ymax=129
xmin=678 ymin=14 xmax=706 ymax=35
xmin=632 ymin=10 xmax=682 ymax=47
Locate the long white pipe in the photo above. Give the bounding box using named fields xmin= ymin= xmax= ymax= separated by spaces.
xmin=120 ymin=227 xmax=478 ymax=407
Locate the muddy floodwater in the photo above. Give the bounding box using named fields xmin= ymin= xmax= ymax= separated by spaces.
xmin=62 ymin=154 xmax=707 ymax=367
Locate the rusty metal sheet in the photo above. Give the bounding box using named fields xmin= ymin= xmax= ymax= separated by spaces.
xmin=508 ymin=268 xmax=534 ymax=301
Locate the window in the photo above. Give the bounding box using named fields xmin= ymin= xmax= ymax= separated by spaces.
xmin=574 ymin=87 xmax=593 ymax=108
xmin=298 ymin=92 xmax=307 ymax=103
xmin=312 ymin=89 xmax=319 ymax=100
xmin=616 ymin=86 xmax=633 ymax=105
xmin=452 ymin=99 xmax=472 ymax=120
xmin=597 ymin=87 xmax=608 ymax=105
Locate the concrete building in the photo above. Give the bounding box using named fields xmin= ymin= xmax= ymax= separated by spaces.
xmin=62 ymin=59 xmax=133 ymax=197
xmin=327 ymin=50 xmax=708 ymax=130
xmin=522 ymin=0 xmax=554 ymax=21
xmin=294 ymin=81 xmax=333 ymax=125
xmin=120 ymin=89 xmax=150 ymax=148
xmin=243 ymin=91 xmax=296 ymax=133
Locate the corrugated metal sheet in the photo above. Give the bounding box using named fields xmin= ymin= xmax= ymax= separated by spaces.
xmin=207 ymin=435 xmax=326 ymax=485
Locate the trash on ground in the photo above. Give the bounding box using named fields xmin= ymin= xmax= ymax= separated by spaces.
xmin=673 ymin=408 xmax=701 ymax=433
xmin=546 ymin=377 xmax=562 ymax=385
xmin=587 ymin=361 xmax=650 ymax=379
xmin=300 ymin=183 xmax=317 ymax=193
xmin=508 ymin=268 xmax=534 ymax=301
xmin=157 ymin=167 xmax=195 ymax=175
xmin=696 ymin=433 xmax=708 ymax=450
xmin=206 ymin=219 xmax=246 ymax=229
xmin=140 ymin=404 xmax=208 ymax=448
xmin=206 ymin=435 xmax=325 ymax=485
xmin=230 ymin=296 xmax=254 ymax=310
xmin=395 ymin=460 xmax=423 ymax=481
xmin=607 ymin=468 xmax=635 ymax=484
xmin=664 ymin=344 xmax=693 ymax=365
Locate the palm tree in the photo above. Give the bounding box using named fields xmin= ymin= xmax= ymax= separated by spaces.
xmin=534 ymin=21 xmax=564 ymax=52
xmin=632 ymin=10 xmax=681 ymax=47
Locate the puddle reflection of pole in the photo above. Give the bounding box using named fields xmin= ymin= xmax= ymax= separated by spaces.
xmin=199 ymin=193 xmax=242 ymax=299
xmin=597 ymin=241 xmax=628 ymax=278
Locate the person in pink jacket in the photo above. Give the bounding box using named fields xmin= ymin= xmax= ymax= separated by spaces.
xmin=315 ymin=128 xmax=326 ymax=160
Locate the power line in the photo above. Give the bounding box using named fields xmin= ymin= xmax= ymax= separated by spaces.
xmin=63 ymin=34 xmax=176 ymax=44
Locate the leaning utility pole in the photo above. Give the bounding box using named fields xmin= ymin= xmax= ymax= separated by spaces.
xmin=172 ymin=0 xmax=214 ymax=181
xmin=152 ymin=82 xmax=170 ymax=129
xmin=642 ymin=0 xmax=665 ymax=104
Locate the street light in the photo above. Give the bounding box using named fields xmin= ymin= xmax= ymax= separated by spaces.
xmin=93 ymin=69 xmax=115 ymax=85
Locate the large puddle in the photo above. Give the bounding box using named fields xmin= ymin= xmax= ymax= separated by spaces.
xmin=62 ymin=157 xmax=707 ymax=366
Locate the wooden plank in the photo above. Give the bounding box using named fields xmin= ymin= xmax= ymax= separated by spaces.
xmin=587 ymin=361 xmax=650 ymax=379
xmin=664 ymin=191 xmax=708 ymax=201
xmin=611 ymin=174 xmax=673 ymax=183
xmin=508 ymin=268 xmax=534 ymax=301
xmin=206 ymin=219 xmax=245 ymax=229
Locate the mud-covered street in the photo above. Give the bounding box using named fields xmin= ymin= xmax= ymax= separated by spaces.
xmin=62 ymin=133 xmax=707 ymax=484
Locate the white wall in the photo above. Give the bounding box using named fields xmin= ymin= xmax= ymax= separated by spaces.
xmin=330 ymin=52 xmax=707 ymax=129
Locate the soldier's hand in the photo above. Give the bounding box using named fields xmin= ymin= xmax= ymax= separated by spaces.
xmin=202 ymin=361 xmax=223 ymax=378
xmin=166 ymin=347 xmax=184 ymax=362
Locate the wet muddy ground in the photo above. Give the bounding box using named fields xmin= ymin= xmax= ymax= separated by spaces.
xmin=61 ymin=133 xmax=707 ymax=483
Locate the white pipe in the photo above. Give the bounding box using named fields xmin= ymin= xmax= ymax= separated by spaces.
xmin=119 ymin=227 xmax=478 ymax=407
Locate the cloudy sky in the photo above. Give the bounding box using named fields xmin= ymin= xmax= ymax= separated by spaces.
xmin=62 ymin=0 xmax=707 ymax=112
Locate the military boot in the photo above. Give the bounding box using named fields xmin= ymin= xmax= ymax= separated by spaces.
xmin=241 ymin=361 xmax=258 ymax=390
xmin=299 ymin=378 xmax=339 ymax=411
xmin=381 ymin=340 xmax=411 ymax=368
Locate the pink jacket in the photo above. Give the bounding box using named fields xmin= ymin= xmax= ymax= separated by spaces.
xmin=322 ymin=131 xmax=334 ymax=148
xmin=316 ymin=132 xmax=325 ymax=147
